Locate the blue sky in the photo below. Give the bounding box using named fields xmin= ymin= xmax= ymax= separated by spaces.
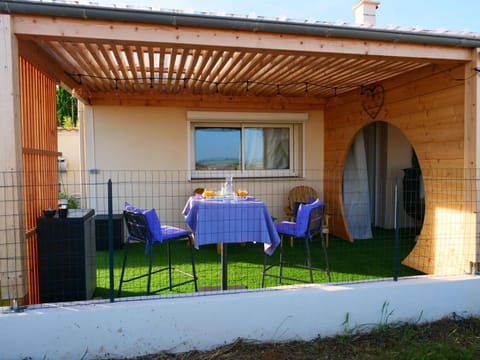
xmin=99 ymin=0 xmax=480 ymax=33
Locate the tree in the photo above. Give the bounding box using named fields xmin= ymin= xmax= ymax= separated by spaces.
xmin=56 ymin=86 xmax=78 ymax=127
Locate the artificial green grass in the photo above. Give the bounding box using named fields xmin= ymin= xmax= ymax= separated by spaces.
xmin=94 ymin=227 xmax=423 ymax=299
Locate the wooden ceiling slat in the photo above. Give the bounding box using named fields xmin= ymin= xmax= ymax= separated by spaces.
xmin=158 ymin=47 xmax=166 ymax=90
xmin=270 ymin=55 xmax=325 ymax=96
xmin=296 ymin=57 xmax=362 ymax=94
xmin=251 ymin=54 xmax=297 ymax=96
xmin=183 ymin=48 xmax=201 ymax=92
xmin=191 ymin=49 xmax=213 ymax=93
xmin=47 ymin=41 xmax=87 ymax=77
xmin=209 ymin=50 xmax=234 ymax=84
xmin=199 ymin=50 xmax=224 ymax=93
xmin=135 ymin=45 xmax=148 ymax=90
xmin=68 ymin=42 xmax=108 ymax=91
xmin=148 ymin=47 xmax=156 ymax=90
xmin=327 ymin=59 xmax=416 ymax=91
xmin=360 ymin=62 xmax=428 ymax=87
xmin=207 ymin=50 xmax=231 ymax=82
xmin=41 ymin=40 xmax=86 ymax=87
xmin=27 ymin=34 xmax=442 ymax=99
xmin=85 ymin=43 xmax=114 ymax=88
xmin=282 ymin=56 xmax=343 ymax=96
xmin=110 ymin=43 xmax=133 ymax=91
xmin=165 ymin=47 xmax=178 ymax=94
xmin=305 ymin=57 xmax=360 ymax=91
xmin=124 ymin=45 xmax=141 ymax=91
xmin=215 ymin=50 xmax=248 ymax=94
xmin=221 ymin=52 xmax=262 ymax=94
xmin=173 ymin=48 xmax=189 ymax=91
xmin=231 ymin=53 xmax=276 ymax=91
xmin=330 ymin=58 xmax=385 ymax=85
xmin=60 ymin=42 xmax=104 ymax=91
xmin=97 ymin=44 xmax=122 ymax=91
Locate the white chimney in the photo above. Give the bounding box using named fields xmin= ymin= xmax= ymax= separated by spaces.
xmin=353 ymin=0 xmax=380 ymax=26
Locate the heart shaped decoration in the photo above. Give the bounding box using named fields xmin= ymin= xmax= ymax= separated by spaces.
xmin=361 ymin=84 xmax=384 ymax=119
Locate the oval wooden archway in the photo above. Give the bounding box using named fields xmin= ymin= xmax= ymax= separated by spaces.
xmin=323 ymin=64 xmax=476 ymax=275
xmin=341 ymin=121 xmax=422 ymax=241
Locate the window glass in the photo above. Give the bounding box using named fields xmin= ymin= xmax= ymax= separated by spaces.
xmin=194 ymin=127 xmax=241 ymax=170
xmin=188 ymin=112 xmax=306 ymax=178
xmin=245 ymin=128 xmax=290 ymax=170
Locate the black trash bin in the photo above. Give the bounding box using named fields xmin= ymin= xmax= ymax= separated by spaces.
xmin=95 ymin=214 xmax=124 ymax=251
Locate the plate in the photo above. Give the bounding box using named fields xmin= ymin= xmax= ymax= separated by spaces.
xmin=236 ymin=196 xmax=253 ymax=201
xmin=203 ymin=195 xmax=226 ymax=201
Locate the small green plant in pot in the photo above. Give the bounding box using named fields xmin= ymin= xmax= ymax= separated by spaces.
xmin=59 ymin=192 xmax=79 ymax=209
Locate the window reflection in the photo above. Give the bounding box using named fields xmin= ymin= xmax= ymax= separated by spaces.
xmin=195 ymin=128 xmax=241 ymax=170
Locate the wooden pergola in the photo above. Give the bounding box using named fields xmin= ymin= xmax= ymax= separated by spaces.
xmin=1 ymin=0 xmax=480 ymax=304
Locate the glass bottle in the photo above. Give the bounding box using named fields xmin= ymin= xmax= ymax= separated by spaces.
xmin=223 ymin=176 xmax=233 ymax=197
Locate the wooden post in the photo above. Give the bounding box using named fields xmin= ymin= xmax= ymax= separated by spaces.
xmin=465 ymin=48 xmax=480 ymax=271
xmin=0 ymin=15 xmax=27 ymax=301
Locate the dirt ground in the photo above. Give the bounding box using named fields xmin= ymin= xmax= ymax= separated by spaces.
xmin=124 ymin=316 xmax=480 ymax=360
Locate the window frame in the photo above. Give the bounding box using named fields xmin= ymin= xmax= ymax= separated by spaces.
xmin=187 ymin=111 xmax=307 ymax=179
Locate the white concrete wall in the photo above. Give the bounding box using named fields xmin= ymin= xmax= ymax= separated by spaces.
xmin=1 ymin=275 xmax=479 ymax=359
xmin=57 ymin=127 xmax=82 ymax=200
xmin=85 ymin=106 xmax=324 ymax=171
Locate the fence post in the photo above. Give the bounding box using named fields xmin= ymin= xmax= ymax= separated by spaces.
xmin=108 ymin=179 xmax=115 ymax=302
xmin=394 ymin=176 xmax=400 ymax=281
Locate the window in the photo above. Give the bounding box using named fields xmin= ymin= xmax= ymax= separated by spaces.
xmin=188 ymin=112 xmax=307 ymax=178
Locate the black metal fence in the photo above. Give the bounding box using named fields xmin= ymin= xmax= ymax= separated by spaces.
xmin=0 ymin=168 xmax=476 ymax=309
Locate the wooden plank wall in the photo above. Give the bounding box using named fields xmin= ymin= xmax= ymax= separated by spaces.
xmin=19 ymin=56 xmax=59 ymax=304
xmin=324 ymin=63 xmax=474 ymax=275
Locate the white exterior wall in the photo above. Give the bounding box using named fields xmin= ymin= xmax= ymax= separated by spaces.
xmin=1 ymin=275 xmax=479 ymax=359
xmin=57 ymin=128 xmax=82 ymax=202
xmin=85 ymin=106 xmax=324 ymax=171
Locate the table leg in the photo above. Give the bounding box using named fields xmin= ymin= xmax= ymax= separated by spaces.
xmin=221 ymin=243 xmax=228 ymax=290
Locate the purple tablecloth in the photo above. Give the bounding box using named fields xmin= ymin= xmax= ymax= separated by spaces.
xmin=183 ymin=197 xmax=280 ymax=255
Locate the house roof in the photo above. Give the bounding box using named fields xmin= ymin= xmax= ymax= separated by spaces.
xmin=2 ymin=0 xmax=478 ymax=107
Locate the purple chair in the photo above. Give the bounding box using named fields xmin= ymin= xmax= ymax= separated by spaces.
xmin=262 ymin=199 xmax=330 ymax=286
xmin=118 ymin=207 xmax=198 ymax=296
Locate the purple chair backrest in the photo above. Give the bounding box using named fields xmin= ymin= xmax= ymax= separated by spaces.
xmin=123 ymin=209 xmax=152 ymax=243
xmin=296 ymin=199 xmax=325 ymax=239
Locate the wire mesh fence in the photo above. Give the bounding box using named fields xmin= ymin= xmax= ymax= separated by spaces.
xmin=0 ymin=168 xmax=477 ymax=309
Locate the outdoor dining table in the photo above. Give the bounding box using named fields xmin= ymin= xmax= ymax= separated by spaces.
xmin=183 ymin=195 xmax=280 ymax=290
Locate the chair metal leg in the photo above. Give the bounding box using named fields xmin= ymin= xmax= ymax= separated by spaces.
xmin=322 ymin=236 xmax=331 ymax=282
xmin=262 ymin=232 xmax=330 ymax=286
xmin=261 ymin=253 xmax=267 ymax=287
xmin=167 ymin=242 xmax=173 ymax=290
xmin=147 ymin=242 xmax=154 ymax=295
xmin=304 ymin=238 xmax=313 ymax=283
xmin=188 ymin=235 xmax=198 ymax=292
xmin=117 ymin=241 xmax=130 ymax=297
xmin=279 ymin=236 xmax=285 ymax=283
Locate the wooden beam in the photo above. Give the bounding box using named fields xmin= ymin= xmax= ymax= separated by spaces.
xmin=13 ymin=16 xmax=472 ymax=63
xmin=89 ymin=91 xmax=326 ymax=110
